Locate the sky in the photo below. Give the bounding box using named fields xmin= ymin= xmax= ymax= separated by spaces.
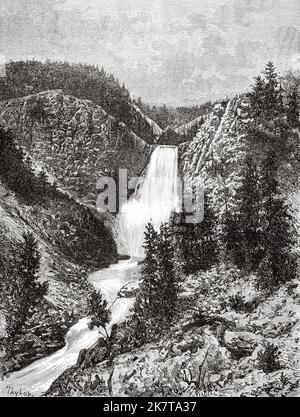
xmin=0 ymin=0 xmax=299 ymax=105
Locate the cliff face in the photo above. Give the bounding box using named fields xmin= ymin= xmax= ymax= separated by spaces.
xmin=180 ymin=95 xmax=300 ymax=219
xmin=0 ymin=179 xmax=96 ymax=374
xmin=0 ymin=90 xmax=153 ymax=204
xmin=179 ymin=97 xmax=251 ymax=217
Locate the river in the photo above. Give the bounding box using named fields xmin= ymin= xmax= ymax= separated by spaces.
xmin=0 ymin=145 xmax=179 ymax=397
xmin=0 ymin=259 xmax=140 ymax=397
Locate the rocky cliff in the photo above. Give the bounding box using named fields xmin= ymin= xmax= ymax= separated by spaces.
xmin=179 ymin=97 xmax=250 ymax=215
xmin=0 ymin=90 xmax=153 ymax=204
xmin=180 ymin=95 xmax=300 ymax=218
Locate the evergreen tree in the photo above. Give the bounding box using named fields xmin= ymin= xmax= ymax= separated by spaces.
xmin=236 ymin=156 xmax=262 ymax=270
xmin=287 ymin=87 xmax=299 ymax=127
xmin=257 ymin=151 xmax=297 ymax=289
xmin=141 ymin=222 xmax=159 ymax=317
xmin=156 ymin=223 xmax=179 ymax=325
xmin=169 ymin=213 xmax=185 ymax=283
xmin=181 ymin=194 xmax=217 ymax=274
xmin=131 ymin=223 xmax=160 ymax=341
xmin=263 ymin=61 xmax=281 ymax=119
xmin=6 ymin=233 xmax=47 ymax=346
xmin=251 ymin=75 xmax=266 ymax=118
xmin=284 ymin=75 xmax=300 ymax=127
xmin=220 ymin=208 xmax=240 ymax=264
xmin=132 ymin=222 xmax=180 ymax=340
xmin=250 ymin=62 xmax=282 ymax=121
xmin=19 ymin=233 xmax=47 ymax=313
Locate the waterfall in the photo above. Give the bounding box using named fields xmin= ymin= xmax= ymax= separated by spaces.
xmin=118 ymin=146 xmax=180 ymax=257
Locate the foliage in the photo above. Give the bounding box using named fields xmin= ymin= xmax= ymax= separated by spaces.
xmin=4 ymin=232 xmax=48 ymax=349
xmin=250 ymin=61 xmax=282 ymax=122
xmin=178 ymin=195 xmax=218 ymax=274
xmin=281 ymin=71 xmax=300 ymax=128
xmin=138 ymin=100 xmax=213 ymax=145
xmin=131 ymin=222 xmax=181 ymax=342
xmin=228 ymin=293 xmax=257 ymax=313
xmin=257 ymin=343 xmax=282 ymax=374
xmin=87 ymin=290 xmax=111 ymax=337
xmin=227 ymin=62 xmax=300 ymax=289
xmin=255 ymin=150 xmax=298 ymax=289
xmin=0 ymin=127 xmax=50 ymax=205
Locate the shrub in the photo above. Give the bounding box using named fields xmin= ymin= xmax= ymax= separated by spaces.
xmin=228 ymin=293 xmax=257 ymax=313
xmin=257 ymin=342 xmax=282 ymax=373
xmin=87 ymin=290 xmax=111 ymax=338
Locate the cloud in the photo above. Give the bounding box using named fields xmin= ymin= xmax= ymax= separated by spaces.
xmin=1 ymin=0 xmax=299 ymax=104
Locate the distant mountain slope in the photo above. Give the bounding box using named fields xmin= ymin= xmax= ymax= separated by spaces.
xmin=0 ymin=90 xmax=153 ymax=204
xmin=0 ymin=60 xmax=161 ymax=144
xmin=174 ymin=109 xmax=216 ymax=135
xmin=132 ymin=103 xmax=163 ymax=138
xmin=137 ymin=100 xmax=213 ymax=131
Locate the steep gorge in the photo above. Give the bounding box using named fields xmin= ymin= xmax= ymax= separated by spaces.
xmin=0 ymin=89 xmax=156 ymax=377
xmin=44 ymin=95 xmax=300 ymax=398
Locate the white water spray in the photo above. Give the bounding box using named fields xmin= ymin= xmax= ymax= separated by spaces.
xmin=0 ymin=146 xmax=180 ymax=397
xmin=118 ymin=146 xmax=180 ymax=257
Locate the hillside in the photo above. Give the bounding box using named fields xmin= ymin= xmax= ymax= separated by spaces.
xmin=0 ymin=90 xmax=153 ymax=204
xmin=0 ymin=124 xmax=121 ymax=374
xmin=0 ymin=178 xmax=108 ymax=374
xmin=0 ymin=60 xmax=161 ymax=144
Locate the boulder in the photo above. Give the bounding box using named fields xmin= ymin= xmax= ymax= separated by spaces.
xmin=224 ymin=331 xmax=263 ymax=359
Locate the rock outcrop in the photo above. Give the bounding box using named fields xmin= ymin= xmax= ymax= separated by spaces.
xmin=0 ymin=90 xmax=154 ymax=204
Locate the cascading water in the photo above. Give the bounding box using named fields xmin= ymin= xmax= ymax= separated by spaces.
xmin=118 ymin=146 xmax=181 ymax=257
xmin=0 ymin=145 xmax=180 ymax=397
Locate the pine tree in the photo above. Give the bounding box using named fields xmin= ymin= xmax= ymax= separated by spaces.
xmin=263 ymin=61 xmax=281 ymax=119
xmin=132 ymin=222 xmax=180 ymax=339
xmin=141 ymin=222 xmax=159 ymax=315
xmin=131 ymin=223 xmax=159 ymax=341
xmin=236 ymin=156 xmax=262 ymax=270
xmin=257 ymin=151 xmax=297 ymax=289
xmin=286 ymin=84 xmax=300 ymax=127
xmin=156 ymin=223 xmax=179 ymax=325
xmin=181 ymin=194 xmax=217 ymax=274
xmin=169 ymin=213 xmax=185 ymax=283
xmin=251 ymin=75 xmax=266 ymax=118
xmin=250 ymin=63 xmax=282 ymax=121
xmin=18 ymin=232 xmax=47 ymax=313
xmin=5 ymin=232 xmax=48 ymax=348
xmin=220 ymin=208 xmax=240 ymax=264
